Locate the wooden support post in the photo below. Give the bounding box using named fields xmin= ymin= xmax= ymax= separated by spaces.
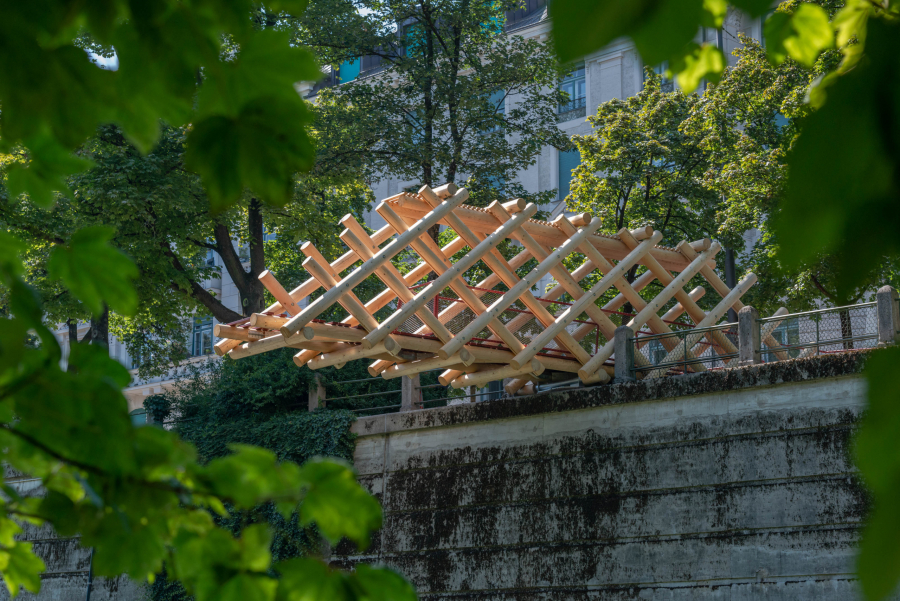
xmin=576 ymin=242 xmax=720 ymax=383
xmin=439 ymin=216 xmax=603 ymax=359
xmin=504 ymin=377 xmax=532 ymax=395
xmin=308 ymin=374 xmax=325 ymax=411
xmin=510 ymin=232 xmax=663 ymax=372
xmin=420 ymin=190 xmax=590 ymax=365
xmin=634 ymin=286 xmax=706 ymax=349
xmin=363 ymin=202 xmax=536 ymax=351
xmin=644 ymin=273 xmax=757 ymax=379
xmin=401 ymin=374 xmax=422 ymax=412
xmin=280 ymin=187 xmax=469 ymax=337
xmin=450 ymin=360 xmax=545 ymax=390
xmin=340 ymin=225 xmax=454 ymax=343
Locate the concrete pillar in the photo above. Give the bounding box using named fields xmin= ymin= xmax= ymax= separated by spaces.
xmin=401 ymin=373 xmax=421 ymax=412
xmin=876 ymin=285 xmax=900 ymax=346
xmin=613 ymin=325 xmax=636 ymax=383
xmin=308 ymin=374 xmax=325 ymax=411
xmin=738 ymin=306 xmax=761 ymax=365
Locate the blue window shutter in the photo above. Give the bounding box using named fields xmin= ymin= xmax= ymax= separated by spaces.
xmin=339 ymin=59 xmax=360 ymax=83
xmin=558 ymin=148 xmax=581 ymax=200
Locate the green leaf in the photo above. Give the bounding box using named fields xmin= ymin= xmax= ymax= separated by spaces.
xmin=185 ymin=97 xmax=316 ymax=211
xmin=67 ymin=343 xmax=132 ymax=389
xmin=774 ymin=19 xmax=900 ymax=296
xmin=550 ymin=0 xmax=659 ymax=63
xmin=728 ymin=0 xmax=772 ymax=16
xmin=47 ymin=226 xmax=138 ymax=316
xmin=669 ymin=43 xmax=725 ymax=94
xmin=855 ymin=347 xmax=900 ymax=600
xmin=630 ymin=0 xmax=705 ymax=67
xmin=701 ymin=0 xmax=728 ymax=29
xmin=0 ymin=543 xmax=45 ymax=596
xmin=4 ymin=136 xmax=93 ymax=208
xmin=275 ymin=558 xmax=350 ymax=601
xmin=764 ymin=4 xmax=834 ymax=68
xmin=298 ymin=458 xmax=381 ymax=548
xmin=350 ymin=565 xmax=417 ymax=601
xmin=218 ymin=574 xmax=278 ymax=601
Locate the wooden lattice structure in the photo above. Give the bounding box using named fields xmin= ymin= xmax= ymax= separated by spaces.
xmin=212 ymin=184 xmax=787 ymax=394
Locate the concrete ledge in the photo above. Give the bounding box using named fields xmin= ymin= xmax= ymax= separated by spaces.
xmin=351 ymin=350 xmax=872 ymax=437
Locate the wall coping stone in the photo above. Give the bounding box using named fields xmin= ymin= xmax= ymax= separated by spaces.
xmin=351 ymin=349 xmax=873 ymax=437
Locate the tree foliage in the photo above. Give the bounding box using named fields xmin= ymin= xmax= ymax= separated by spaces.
xmin=296 ymin=0 xmax=569 ymax=208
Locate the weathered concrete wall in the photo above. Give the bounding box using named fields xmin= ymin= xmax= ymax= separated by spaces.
xmin=1 ymin=470 xmax=144 ymax=601
xmin=342 ymin=353 xmax=877 ymax=599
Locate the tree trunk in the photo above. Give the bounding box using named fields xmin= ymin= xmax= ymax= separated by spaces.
xmin=90 ymin=306 xmax=109 ymax=349
xmin=840 ymin=308 xmax=853 ymax=350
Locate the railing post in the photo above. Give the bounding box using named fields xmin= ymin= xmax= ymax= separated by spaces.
xmin=738 ymin=306 xmax=761 ymax=366
xmin=613 ymin=325 xmax=636 ymax=383
xmin=876 ymin=285 xmax=900 ymax=346
xmin=308 ymin=373 xmax=326 ymax=411
xmin=401 ymin=373 xmax=421 ymax=412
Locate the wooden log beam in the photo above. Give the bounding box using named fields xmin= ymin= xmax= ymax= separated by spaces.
xmin=340 ymin=224 xmax=454 ymax=344
xmin=418 ymin=188 xmax=590 ymax=365
xmin=280 ymin=186 xmax=469 ymax=337
xmin=577 ymin=243 xmax=721 ymax=383
xmin=551 ymin=219 xmax=703 ymax=371
xmin=439 ymin=216 xmax=603 ymax=359
xmin=338 ymin=214 xmax=468 ymax=330
xmin=450 ymin=360 xmax=545 ymax=389
xmin=387 ymin=195 xmax=692 ymax=272
xmin=643 ymin=274 xmax=757 ymax=379
xmin=307 ymin=339 xmax=401 ymax=370
xmin=303 ymin=255 xmax=380 ymax=332
xmin=258 ymin=270 xmax=301 ymax=316
xmin=213 ymin=324 xmax=265 ymax=342
xmin=620 ymin=229 xmax=737 ymax=361
xmin=365 ymin=201 xmax=533 ymax=352
xmin=381 ymin=351 xmax=474 ymax=380
xmin=412 ymin=246 xmax=534 ymax=337
xmin=510 ymin=233 xmax=663 ymax=372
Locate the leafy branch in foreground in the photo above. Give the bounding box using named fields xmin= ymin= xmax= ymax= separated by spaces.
xmin=0 ymin=227 xmax=415 ymax=600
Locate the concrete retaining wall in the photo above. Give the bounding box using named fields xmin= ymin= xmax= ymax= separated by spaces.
xmin=1 ymin=472 xmax=144 ymax=601
xmin=341 ymin=353 xmax=876 ymax=599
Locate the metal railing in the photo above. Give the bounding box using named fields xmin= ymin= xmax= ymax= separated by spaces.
xmin=631 ymin=322 xmax=738 ymax=378
xmin=757 ymin=302 xmax=878 ymax=362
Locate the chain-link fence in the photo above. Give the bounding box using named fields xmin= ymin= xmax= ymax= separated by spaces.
xmin=631 ymin=322 xmax=738 ymax=378
xmin=758 ymin=302 xmax=878 ymax=362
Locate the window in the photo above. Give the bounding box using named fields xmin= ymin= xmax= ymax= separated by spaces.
xmin=558 ymin=147 xmax=581 ymax=200
xmin=339 ymin=59 xmax=360 ymax=83
xmin=192 ymin=317 xmax=214 ymax=356
xmin=770 ymin=319 xmax=801 ymax=359
xmin=130 ymin=409 xmax=147 ymax=426
xmin=481 ymin=89 xmax=506 ymax=134
xmin=205 ymin=248 xmax=216 ymax=267
xmin=559 ymin=63 xmax=586 ymax=116
xmin=645 ymin=61 xmax=674 ymax=93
